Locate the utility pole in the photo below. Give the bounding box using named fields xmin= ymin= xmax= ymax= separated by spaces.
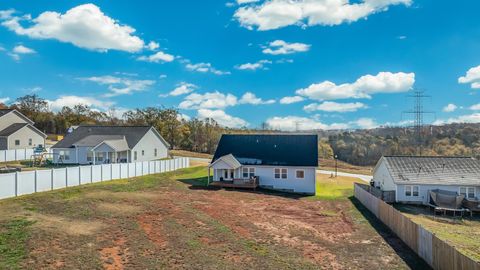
xmin=402 ymin=89 xmax=435 ymax=155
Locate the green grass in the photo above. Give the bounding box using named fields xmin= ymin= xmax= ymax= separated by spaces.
xmin=0 ymin=218 xmax=35 ymax=269
xmin=313 ymin=174 xmax=361 ymax=200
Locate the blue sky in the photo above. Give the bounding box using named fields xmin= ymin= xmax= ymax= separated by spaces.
xmin=0 ymin=0 xmax=480 ymax=130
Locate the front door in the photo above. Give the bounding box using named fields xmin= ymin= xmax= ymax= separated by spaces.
xmin=223 ymin=169 xmax=234 ymax=180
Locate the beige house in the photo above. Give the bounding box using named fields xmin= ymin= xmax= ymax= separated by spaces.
xmin=0 ymin=109 xmax=47 ymax=150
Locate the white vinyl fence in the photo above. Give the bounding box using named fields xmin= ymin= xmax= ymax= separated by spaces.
xmin=0 ymin=148 xmax=36 ymax=162
xmin=0 ymin=157 xmax=190 ymax=200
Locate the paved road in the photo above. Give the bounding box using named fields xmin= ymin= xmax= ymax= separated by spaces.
xmin=175 ymin=156 xmax=372 ymax=183
xmin=316 ymin=170 xmax=372 ymax=182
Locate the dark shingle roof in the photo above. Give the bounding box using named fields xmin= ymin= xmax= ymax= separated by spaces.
xmin=382 ymin=156 xmax=480 ymax=185
xmin=52 ymin=126 xmax=154 ymax=149
xmin=0 ymin=123 xmax=29 ymax=136
xmin=212 ymin=134 xmax=318 ymax=167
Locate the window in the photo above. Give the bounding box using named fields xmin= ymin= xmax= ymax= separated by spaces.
xmin=154 ymin=148 xmax=158 ymax=157
xmin=15 ymin=140 xmax=20 ymax=146
xmin=134 ymin=151 xmax=137 ymax=161
xmin=405 ymin=185 xmax=419 ymax=197
xmin=460 ymin=187 xmax=476 ymax=199
xmin=96 ymin=152 xmax=104 ymax=162
xmin=87 ymin=151 xmax=93 ymax=162
xmin=274 ymin=168 xmax=288 ymax=179
xmin=242 ymin=167 xmax=255 ymax=179
xmin=142 ymin=150 xmax=145 ymax=156
xmin=28 ymin=138 xmax=32 ymax=146
xmin=59 ymin=150 xmax=70 ymax=161
xmin=296 ymin=170 xmax=305 ymax=179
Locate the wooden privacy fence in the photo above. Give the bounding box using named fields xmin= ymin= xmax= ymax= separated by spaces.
xmin=354 ymin=183 xmax=480 ymax=270
xmin=0 ymin=157 xmax=190 ymax=200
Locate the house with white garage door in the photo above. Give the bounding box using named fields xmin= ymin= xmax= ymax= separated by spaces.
xmin=208 ymin=134 xmax=318 ymax=195
xmin=51 ymin=126 xmax=169 ymax=165
xmin=0 ymin=109 xmax=46 ymax=150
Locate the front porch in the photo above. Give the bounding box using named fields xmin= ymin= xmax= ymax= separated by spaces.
xmin=209 ymin=178 xmax=259 ymax=190
xmin=207 ymin=154 xmax=259 ymax=190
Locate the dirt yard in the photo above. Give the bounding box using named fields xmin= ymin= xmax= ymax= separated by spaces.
xmin=0 ymin=166 xmax=429 ymax=269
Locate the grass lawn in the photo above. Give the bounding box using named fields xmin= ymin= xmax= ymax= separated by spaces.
xmin=0 ymin=166 xmax=428 ymax=269
xmin=319 ymin=158 xmax=373 ymax=175
xmin=397 ymin=204 xmax=480 ymax=261
xmin=314 ymin=173 xmax=364 ymax=200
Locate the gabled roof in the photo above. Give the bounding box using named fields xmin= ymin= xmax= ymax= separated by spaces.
xmin=74 ymin=135 xmax=125 ymax=147
xmin=0 ymin=123 xmax=47 ymax=138
xmin=211 ymin=134 xmax=318 ymax=167
xmin=209 ymin=154 xmax=242 ymax=169
xmin=0 ymin=109 xmax=34 ymax=125
xmin=381 ymin=156 xmax=480 ymax=186
xmin=52 ymin=126 xmax=168 ymax=149
xmin=93 ymin=138 xmax=129 ymax=152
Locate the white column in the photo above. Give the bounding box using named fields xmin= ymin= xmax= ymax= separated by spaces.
xmin=93 ymin=151 xmax=96 ymax=165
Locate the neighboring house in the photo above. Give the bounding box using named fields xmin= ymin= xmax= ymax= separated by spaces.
xmin=0 ymin=109 xmax=46 ymax=150
xmin=51 ymin=126 xmax=169 ymax=164
xmin=208 ymin=134 xmax=318 ymax=194
xmin=372 ymin=156 xmax=480 ymax=204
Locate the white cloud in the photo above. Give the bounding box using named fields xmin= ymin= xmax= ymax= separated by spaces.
xmin=234 ymin=0 xmax=411 ymax=31
xmin=0 ymin=9 xmax=15 ymax=20
xmin=47 ymin=95 xmax=114 ymax=111
xmin=236 ymin=60 xmax=271 ymax=70
xmin=186 ymin=62 xmax=230 ymax=75
xmin=13 ymin=45 xmax=36 ymax=54
xmin=296 ymin=71 xmax=415 ymax=101
xmin=262 ymin=40 xmax=310 ymax=55
xmin=442 ymin=103 xmax=457 ymax=113
xmin=0 ymin=97 xmax=10 ymax=104
xmin=354 ymin=117 xmax=378 ymax=129
xmin=177 ymin=113 xmax=191 ymax=121
xmin=179 ymin=91 xmax=238 ymax=110
xmin=1 ymin=4 xmax=144 ymax=52
xmin=279 ymin=96 xmax=304 ymax=104
xmin=239 ymin=92 xmax=275 ymax=105
xmin=146 ymin=41 xmax=159 ymax=51
xmin=197 ymin=109 xmax=248 ymax=128
xmin=238 ymin=0 xmax=260 ymax=4
xmin=266 ymin=116 xmax=348 ymax=131
xmin=303 ymin=101 xmax=367 ymax=112
xmin=81 ymin=75 xmax=155 ymax=97
xmin=434 ymin=113 xmax=480 ymax=125
xmin=159 ymin=74 xmax=167 ymax=79
xmin=470 ymin=104 xmax=480 ymax=111
xmin=161 ymin=82 xmax=197 ymax=97
xmin=137 ymin=51 xmax=175 ymax=63
xmin=458 ymin=65 xmax=480 ymax=89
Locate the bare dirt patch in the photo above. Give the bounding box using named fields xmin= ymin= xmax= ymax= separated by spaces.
xmin=97 ymin=202 xmax=143 ymax=216
xmin=28 ymin=212 xmax=105 ymax=236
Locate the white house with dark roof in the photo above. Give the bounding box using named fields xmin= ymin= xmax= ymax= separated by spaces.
xmin=208 ymin=134 xmax=318 ymax=195
xmin=51 ymin=126 xmax=169 ymax=164
xmin=372 ymin=156 xmax=480 ymax=204
xmin=0 ymin=109 xmax=46 ymax=150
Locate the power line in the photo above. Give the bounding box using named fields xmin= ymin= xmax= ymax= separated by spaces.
xmin=402 ymin=88 xmax=435 ymax=155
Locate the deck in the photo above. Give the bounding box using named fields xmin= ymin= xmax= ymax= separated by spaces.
xmin=209 ymin=178 xmax=259 ymax=190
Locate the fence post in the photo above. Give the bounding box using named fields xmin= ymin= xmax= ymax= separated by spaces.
xmin=14 ymin=149 xmax=17 ymax=161
xmin=90 ymin=166 xmax=93 ymax=184
xmin=65 ymin=168 xmax=68 ymax=187
xmin=4 ymin=150 xmax=6 ymax=162
xmin=15 ymin=171 xmax=18 ymax=197
xmin=24 ymin=149 xmax=27 ymax=160
xmin=127 ymin=163 xmax=130 ymax=178
xmin=100 ymin=165 xmax=103 ymax=182
xmin=110 ymin=164 xmax=113 ymax=180
xmin=51 ymin=169 xmax=54 ymax=190
xmin=34 ymin=170 xmax=38 ymax=193
xmin=78 ymin=167 xmax=81 ymax=185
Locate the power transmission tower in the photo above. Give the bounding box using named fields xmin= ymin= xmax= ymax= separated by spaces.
xmin=402 ymin=89 xmax=435 ymax=155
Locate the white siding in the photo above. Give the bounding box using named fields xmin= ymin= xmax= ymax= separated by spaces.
xmin=372 ymin=160 xmax=396 ymax=191
xmin=0 ymin=112 xmax=28 ymax=131
xmin=213 ymin=165 xmax=316 ymax=194
xmin=6 ymin=126 xmax=45 ymax=150
xmin=396 ymin=184 xmax=480 ymax=204
xmin=131 ymin=129 xmax=168 ymax=162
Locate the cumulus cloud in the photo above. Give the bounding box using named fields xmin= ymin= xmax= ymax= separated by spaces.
xmin=197 ymin=109 xmax=248 ymax=128
xmin=354 ymin=117 xmax=378 ymax=129
xmin=146 ymin=41 xmax=159 ymax=51
xmin=0 ymin=9 xmax=15 ymax=20
xmin=266 ymin=116 xmax=348 ymax=131
xmin=303 ymin=101 xmax=367 ymax=112
xmin=296 ymin=72 xmax=415 ymax=101
xmin=161 ymin=82 xmax=197 ymax=97
xmin=238 ymin=0 xmax=260 ymax=4
xmin=137 ymin=51 xmax=175 ymax=63
xmin=47 ymin=95 xmax=115 ymax=111
xmin=185 ymin=62 xmax=230 ymax=75
xmin=179 ymin=91 xmax=238 ymax=110
xmin=234 ymin=0 xmax=411 ymax=31
xmin=81 ymin=75 xmax=155 ymax=97
xmin=458 ymin=65 xmax=480 ymax=89
xmin=262 ymin=40 xmax=310 ymax=55
xmin=442 ymin=103 xmax=458 ymax=113
xmin=434 ymin=113 xmax=480 ymax=125
xmin=239 ymin=92 xmax=275 ymax=105
xmin=1 ymin=4 xmax=144 ymax=52
xmin=470 ymin=104 xmax=480 ymax=111
xmin=0 ymin=97 xmax=10 ymax=104
xmin=279 ymin=96 xmax=305 ymax=104
xmin=236 ymin=60 xmax=271 ymax=70
xmin=13 ymin=45 xmax=35 ymax=54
